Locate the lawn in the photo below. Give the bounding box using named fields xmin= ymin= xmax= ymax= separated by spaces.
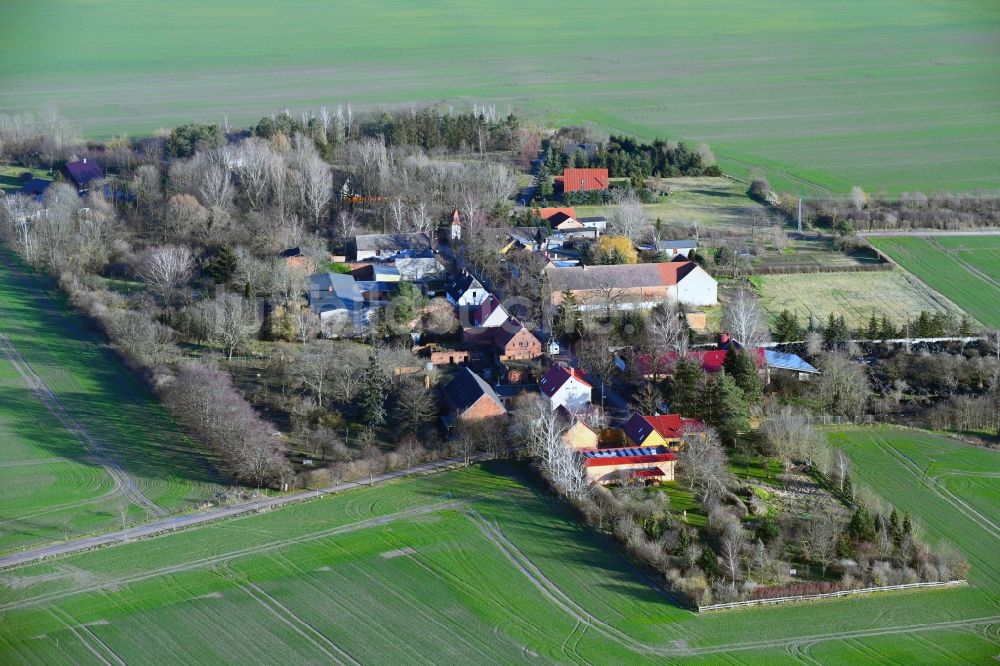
xmin=573 ymin=177 xmax=768 ymax=231
xmin=0 ymin=431 xmax=998 ymax=663
xmin=753 ymin=268 xmax=964 ymax=330
xmin=3 ymin=1 xmax=1000 ymax=194
xmin=0 ymin=252 xmax=223 ymax=553
xmin=870 ymin=235 xmax=1000 ymax=329
xmin=0 ymin=166 xmax=51 ymax=194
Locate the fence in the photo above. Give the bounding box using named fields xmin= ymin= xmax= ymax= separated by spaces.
xmin=697 ymin=579 xmax=966 ymax=612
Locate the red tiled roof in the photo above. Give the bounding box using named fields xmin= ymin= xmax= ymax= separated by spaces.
xmin=640 ymin=348 xmax=766 ymax=375
xmin=538 ymin=364 xmax=591 ymax=398
xmin=562 ymin=168 xmax=609 ymax=193
xmin=536 ymin=207 xmax=576 ymax=221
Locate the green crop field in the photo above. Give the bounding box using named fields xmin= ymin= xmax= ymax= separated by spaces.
xmin=869 ymin=235 xmax=1000 ymax=329
xmin=753 ymin=269 xmax=963 ymax=330
xmin=0 ymin=253 xmax=222 ymax=554
xmin=2 ymin=1 xmax=999 ymax=194
xmin=1 ymin=430 xmax=998 ymax=664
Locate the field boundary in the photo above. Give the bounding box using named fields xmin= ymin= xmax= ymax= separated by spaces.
xmin=0 ymin=455 xmax=479 ymax=571
xmin=697 ymin=579 xmax=967 ymax=612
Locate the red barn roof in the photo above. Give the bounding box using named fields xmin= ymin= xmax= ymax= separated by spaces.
xmin=638 ymin=348 xmax=766 ymax=376
xmin=561 ymin=168 xmax=609 ymax=193
xmin=623 ymin=413 xmax=703 ymax=445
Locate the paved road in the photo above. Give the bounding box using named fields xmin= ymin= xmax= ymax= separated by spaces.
xmin=0 ymin=456 xmax=478 ymax=571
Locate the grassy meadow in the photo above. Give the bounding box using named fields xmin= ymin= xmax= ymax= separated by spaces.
xmin=0 ymin=254 xmax=222 ymax=553
xmin=870 ymin=235 xmax=1000 ymax=329
xmin=2 ymin=1 xmax=1000 ymax=194
xmin=1 ymin=429 xmax=998 ymax=663
xmin=753 ymin=269 xmax=962 ymax=330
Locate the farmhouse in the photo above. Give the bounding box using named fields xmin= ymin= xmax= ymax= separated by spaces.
xmin=446 ymin=273 xmax=488 ymax=307
xmin=353 ymin=232 xmax=432 ymax=260
xmin=469 ymin=294 xmax=509 ymax=328
xmin=394 ymin=254 xmax=445 ymax=281
xmin=546 ymin=259 xmax=717 ymax=311
xmin=580 ymin=446 xmax=678 ymax=485
xmin=441 ymin=367 xmax=506 ymax=425
xmin=64 ymin=158 xmax=102 ymax=193
xmin=538 ymin=364 xmax=592 ymax=412
xmin=557 ymin=168 xmax=609 ymax=193
xmin=492 ymin=319 xmax=542 ymax=360
xmin=654 ymin=239 xmax=698 ymax=258
xmin=561 ymin=417 xmax=600 ymax=450
xmin=622 ymin=413 xmax=701 ymax=450
xmin=536 ymin=207 xmax=576 ymax=222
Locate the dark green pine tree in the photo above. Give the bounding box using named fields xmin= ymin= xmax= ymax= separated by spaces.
xmin=723 ymin=348 xmax=763 ymax=405
xmin=848 ymin=502 xmax=876 ymax=542
xmin=889 ymin=507 xmax=901 ymax=546
xmin=668 ymin=357 xmax=704 ymax=416
xmin=865 ymin=313 xmax=880 ymax=340
xmin=902 ymin=512 xmax=913 ymax=538
xmin=207 ymin=244 xmax=238 ymax=284
xmin=773 ymin=309 xmax=802 ymax=343
xmin=699 ymin=370 xmax=748 ymax=444
xmin=879 ymin=315 xmax=897 ymax=340
xmin=554 ymin=290 xmax=583 ymax=340
xmin=359 ymin=354 xmax=388 ymax=426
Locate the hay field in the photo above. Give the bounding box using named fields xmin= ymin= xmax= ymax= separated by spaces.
xmin=2 ymin=0 xmax=1000 ymax=194
xmin=1 ymin=450 xmax=999 ymax=663
xmin=870 ymin=235 xmax=1000 ymax=329
xmin=754 ymin=269 xmax=963 ymax=330
xmin=0 ymin=254 xmax=222 ymax=553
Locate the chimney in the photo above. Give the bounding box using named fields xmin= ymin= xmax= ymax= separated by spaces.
xmin=82 ymin=158 xmax=87 ymax=163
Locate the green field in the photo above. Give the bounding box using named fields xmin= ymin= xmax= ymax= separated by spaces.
xmin=870 ymin=235 xmax=1000 ymax=329
xmin=575 ymin=177 xmax=769 ymax=231
xmin=2 ymin=1 xmax=999 ymax=194
xmin=0 ymin=166 xmax=51 ymax=194
xmin=753 ymin=269 xmax=962 ymax=330
xmin=0 ymin=253 xmax=222 ymax=554
xmin=1 ymin=428 xmax=998 ymax=663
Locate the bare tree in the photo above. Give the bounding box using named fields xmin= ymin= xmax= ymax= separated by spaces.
xmin=296 ymin=155 xmax=332 ymax=227
xmin=850 ymin=186 xmax=868 ymax=211
xmin=335 ymin=211 xmax=357 ymax=250
xmin=137 ymin=245 xmax=194 ymax=301
xmin=607 ymin=191 xmax=650 ymax=242
xmin=834 ymin=449 xmax=850 ymax=492
xmin=648 ymin=301 xmax=689 ymax=355
xmin=206 ymin=294 xmax=259 ymax=360
xmin=0 ymin=194 xmax=40 ymax=263
xmin=986 ymin=330 xmax=1000 ymax=362
xmin=389 ymin=197 xmax=407 ymax=232
xmin=294 ymin=344 xmax=333 ymax=406
xmin=719 ymin=523 xmax=745 ymax=583
xmin=396 ymin=433 xmax=425 ymax=469
xmin=815 ymin=353 xmax=870 ymax=418
xmin=410 ymin=200 xmax=433 ymax=236
xmin=678 ymin=427 xmax=732 ymax=500
xmin=227 ymin=138 xmax=283 ymax=209
xmin=194 ymin=151 xmax=235 ymax=215
xmin=394 ymin=378 xmax=438 ymax=433
xmin=722 ymin=290 xmax=769 ymax=349
xmin=760 ymin=405 xmax=817 ymax=472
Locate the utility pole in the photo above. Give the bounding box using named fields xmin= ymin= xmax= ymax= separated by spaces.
xmin=797 ymin=198 xmax=803 ymax=234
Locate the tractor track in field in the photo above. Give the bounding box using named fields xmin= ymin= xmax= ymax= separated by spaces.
xmin=561 ymin=110 xmax=833 ymax=196
xmin=0 ymin=502 xmax=464 ymax=613
xmin=924 ymin=236 xmax=1000 ymax=291
xmin=465 ymin=509 xmax=1000 ymax=659
xmin=872 ymin=436 xmax=1000 ymax=541
xmin=0 ymin=333 xmax=165 ymax=519
xmin=218 ymin=564 xmax=360 ymax=666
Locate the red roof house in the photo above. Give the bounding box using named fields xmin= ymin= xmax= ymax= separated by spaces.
xmin=580 ymin=446 xmax=678 ymax=484
xmin=622 ymin=413 xmax=703 ymax=449
xmin=560 ymin=168 xmax=609 ymax=193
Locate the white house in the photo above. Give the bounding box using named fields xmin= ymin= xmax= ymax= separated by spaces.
xmin=654 ymin=239 xmax=697 ymax=258
xmin=469 ymin=294 xmax=509 ymax=328
xmin=446 ymin=273 xmax=488 ymax=307
xmin=538 ymin=364 xmax=592 ymax=412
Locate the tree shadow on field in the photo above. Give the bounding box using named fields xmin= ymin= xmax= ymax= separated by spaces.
xmin=0 ymin=253 xmax=228 ymax=492
xmin=415 ymin=461 xmax=693 ymax=617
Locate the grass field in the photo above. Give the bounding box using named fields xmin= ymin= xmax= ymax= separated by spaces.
xmin=2 ymin=1 xmax=999 ymax=194
xmin=0 ymin=253 xmax=222 ymax=554
xmin=575 ymin=177 xmax=768 ymax=231
xmin=753 ymin=269 xmax=963 ymax=330
xmin=0 ymin=166 xmax=51 ymax=194
xmin=0 ymin=427 xmax=998 ymax=663
xmin=870 ymin=235 xmax=1000 ymax=329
